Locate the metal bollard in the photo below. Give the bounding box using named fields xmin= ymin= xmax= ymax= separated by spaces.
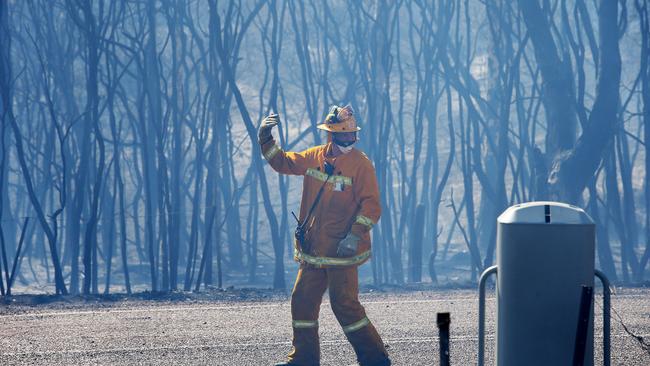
xmin=437 ymin=312 xmax=451 ymax=366
xmin=477 ymin=203 xmax=612 ymax=366
xmin=478 ymin=265 xmax=498 ymax=366
xmin=594 ymin=270 xmax=611 ymax=366
xmin=573 ymin=285 xmax=594 ymax=366
xmin=478 ymin=268 xmax=611 ymax=366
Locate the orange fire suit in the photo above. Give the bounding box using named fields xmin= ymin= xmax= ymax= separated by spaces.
xmin=261 ymin=137 xmax=390 ymax=366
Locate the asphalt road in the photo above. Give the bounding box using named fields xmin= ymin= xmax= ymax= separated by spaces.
xmin=1 ymin=288 xmax=648 ymax=365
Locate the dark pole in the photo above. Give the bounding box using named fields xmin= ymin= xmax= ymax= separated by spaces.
xmin=572 ymin=285 xmax=593 ymax=366
xmin=437 ymin=312 xmax=451 ymax=366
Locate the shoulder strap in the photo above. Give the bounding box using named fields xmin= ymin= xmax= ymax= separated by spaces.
xmin=300 ymin=173 xmax=331 ymax=231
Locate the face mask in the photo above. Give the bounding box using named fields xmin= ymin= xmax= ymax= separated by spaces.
xmin=334 ymin=139 xmax=355 ymax=147
xmin=336 ymin=143 xmax=354 ymax=154
xmin=332 ymin=132 xmax=356 ymax=154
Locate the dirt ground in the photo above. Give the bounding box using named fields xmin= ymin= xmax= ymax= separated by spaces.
xmin=1 ymin=286 xmax=649 ymax=365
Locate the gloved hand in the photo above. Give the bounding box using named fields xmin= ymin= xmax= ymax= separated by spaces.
xmin=336 ymin=232 xmax=360 ymax=257
xmin=259 ymin=113 xmax=280 ymax=143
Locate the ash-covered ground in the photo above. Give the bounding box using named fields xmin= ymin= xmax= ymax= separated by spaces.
xmin=1 ymin=286 xmax=649 ymax=365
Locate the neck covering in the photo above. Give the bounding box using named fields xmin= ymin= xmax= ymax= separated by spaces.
xmin=336 ymin=143 xmax=354 ymax=154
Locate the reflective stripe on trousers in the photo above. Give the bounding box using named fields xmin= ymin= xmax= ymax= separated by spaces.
xmin=342 ymin=316 xmax=370 ymax=333
xmin=293 ymin=320 xmax=318 ymax=329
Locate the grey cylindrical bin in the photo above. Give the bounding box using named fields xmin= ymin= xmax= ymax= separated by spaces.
xmin=491 ymin=202 xmax=595 ymax=365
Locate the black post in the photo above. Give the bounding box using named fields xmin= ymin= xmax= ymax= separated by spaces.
xmin=437 ymin=312 xmax=451 ymax=366
xmin=572 ymin=285 xmax=593 ymax=366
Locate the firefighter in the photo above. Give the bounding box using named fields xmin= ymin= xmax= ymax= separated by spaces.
xmin=258 ymin=105 xmax=391 ymax=366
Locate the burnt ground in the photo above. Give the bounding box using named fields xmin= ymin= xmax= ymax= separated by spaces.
xmin=0 ymin=286 xmax=649 ymax=365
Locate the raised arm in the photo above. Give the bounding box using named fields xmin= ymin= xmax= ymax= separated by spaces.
xmin=258 ymin=113 xmax=315 ymax=175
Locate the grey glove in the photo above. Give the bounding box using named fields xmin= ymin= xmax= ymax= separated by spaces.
xmin=336 ymin=232 xmax=360 ymax=257
xmin=259 ymin=113 xmax=280 ymax=142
